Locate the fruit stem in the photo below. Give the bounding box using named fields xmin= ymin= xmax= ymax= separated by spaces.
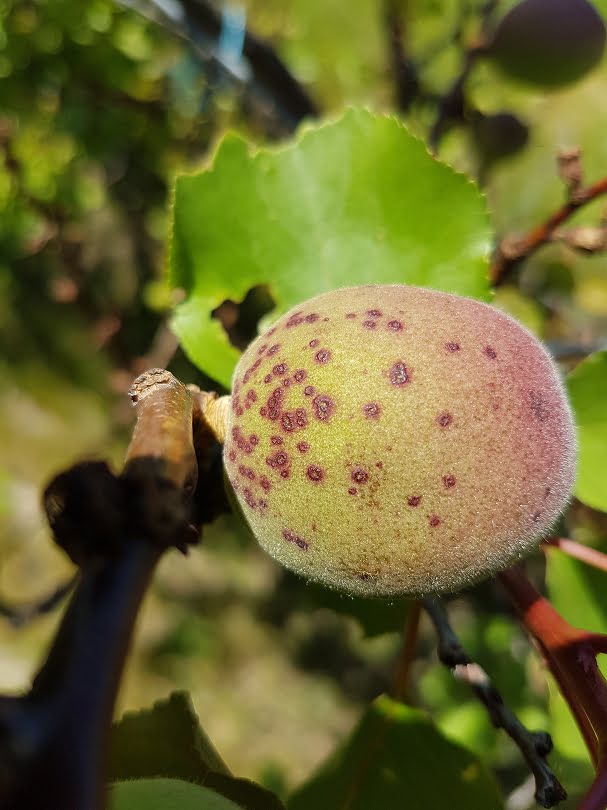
xmin=190 ymin=388 xmax=230 ymax=444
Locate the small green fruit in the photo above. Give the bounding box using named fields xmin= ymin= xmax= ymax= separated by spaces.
xmin=224 ymin=285 xmax=576 ymax=597
xmin=489 ymin=0 xmax=606 ymax=88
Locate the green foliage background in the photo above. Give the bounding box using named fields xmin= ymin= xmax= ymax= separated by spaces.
xmin=1 ymin=1 xmax=607 ymax=808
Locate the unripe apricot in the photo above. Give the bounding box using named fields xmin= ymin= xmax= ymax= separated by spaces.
xmin=224 ymin=285 xmax=576 ymax=597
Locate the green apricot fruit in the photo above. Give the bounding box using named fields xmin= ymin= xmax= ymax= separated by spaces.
xmin=224 ymin=285 xmax=576 ymax=597
xmin=489 ymin=0 xmax=606 ymax=88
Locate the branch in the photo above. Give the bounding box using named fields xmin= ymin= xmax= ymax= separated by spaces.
xmin=0 ymin=577 xmax=76 ymax=628
xmin=423 ymin=597 xmax=566 ymax=808
xmin=124 ymin=0 xmax=318 ymax=134
xmin=544 ymin=537 xmax=607 ymax=576
xmin=499 ymin=566 xmax=607 ymax=810
xmin=491 ymin=173 xmax=607 ymax=285
xmin=0 ymin=370 xmax=199 ymax=810
xmin=383 ymin=0 xmax=421 ymax=113
xmin=428 ymin=1 xmax=497 ymax=153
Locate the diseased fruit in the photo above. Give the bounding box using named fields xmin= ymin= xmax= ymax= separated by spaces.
xmin=489 ymin=0 xmax=606 ymax=88
xmin=223 ymin=285 xmax=576 ymax=597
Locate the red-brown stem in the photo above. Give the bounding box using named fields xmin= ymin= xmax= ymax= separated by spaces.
xmin=499 ymin=566 xmax=607 ymax=767
xmin=544 ymin=537 xmax=607 ymax=575
xmin=491 ymin=175 xmax=607 ymax=285
xmin=577 ymin=763 xmax=607 ymax=810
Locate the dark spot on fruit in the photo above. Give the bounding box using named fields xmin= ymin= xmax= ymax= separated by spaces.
xmin=260 ymin=476 xmax=271 ymax=492
xmin=258 ymin=499 xmax=268 ymax=511
xmin=533 ymin=511 xmax=542 ymax=523
xmin=249 ymin=435 xmax=259 ymax=446
xmin=363 ymin=402 xmax=382 ymax=419
xmin=304 ymin=385 xmax=316 ymax=397
xmin=346 ymin=313 xmax=357 ymax=319
xmin=363 ymin=320 xmax=377 ymax=330
xmin=238 ymin=465 xmax=255 ymax=481
xmin=228 ymin=450 xmax=236 ymax=462
xmin=313 ymin=394 xmax=335 ymax=421
xmin=306 ymin=464 xmax=325 ymax=483
xmin=267 ymin=450 xmax=289 ymax=468
xmin=315 ymin=348 xmax=332 ymax=364
xmin=305 ymin=313 xmax=319 ymax=323
xmin=281 ymin=412 xmax=296 ymax=432
xmin=271 ymin=436 xmax=283 ymax=445
xmin=309 ymin=339 xmax=319 ymax=348
xmin=273 ymin=363 xmax=287 ymax=376
xmin=282 ymin=528 xmax=309 ymax=551
xmin=389 ymin=362 xmax=410 ymax=386
xmin=244 ymin=488 xmax=257 ymax=509
xmin=295 ymin=409 xmax=308 ymax=428
xmin=530 ymin=391 xmax=550 ymax=422
xmin=246 ymin=390 xmax=257 ymax=403
xmin=280 ymin=469 xmax=290 ymax=479
xmin=367 ymin=309 xmax=382 ymax=317
xmin=297 ymin=441 xmax=310 ymax=453
xmin=429 ymin=515 xmax=441 ymax=527
xmin=294 ymin=369 xmax=307 ymax=382
xmin=375 ymin=462 xmax=383 ymax=469
xmin=442 ymin=474 xmax=456 ymax=488
xmin=445 ymin=341 xmax=460 ymax=352
xmin=544 ymin=486 xmax=551 ymax=499
xmin=437 ymin=412 xmax=452 ymax=428
xmin=263 ymin=374 xmax=272 ymax=384
xmin=260 ymin=406 xmax=268 ymax=417
xmin=267 ymin=344 xmax=280 ymax=356
xmin=352 ymin=467 xmax=369 ymax=484
xmin=387 ymin=320 xmax=403 ymax=332
xmin=348 ymin=487 xmax=358 ymax=495
xmin=282 ymin=378 xmax=292 ymax=388
xmin=484 ymin=345 xmax=497 ymax=359
xmin=236 ymin=406 xmax=244 ymax=417
xmin=257 ymin=344 xmax=267 ymax=355
xmin=407 ymin=495 xmax=422 ymax=507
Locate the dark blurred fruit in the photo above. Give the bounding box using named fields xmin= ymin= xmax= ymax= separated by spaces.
xmin=489 ymin=0 xmax=606 ymax=88
xmin=470 ymin=111 xmax=529 ymax=166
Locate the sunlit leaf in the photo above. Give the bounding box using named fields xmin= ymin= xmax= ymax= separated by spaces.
xmin=170 ymin=108 xmax=492 ymax=386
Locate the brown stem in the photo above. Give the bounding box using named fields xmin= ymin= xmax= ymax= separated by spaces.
xmin=390 ymin=601 xmax=422 ymax=700
xmin=0 ymin=369 xmax=200 ymax=809
xmin=491 ymin=175 xmax=607 ymax=285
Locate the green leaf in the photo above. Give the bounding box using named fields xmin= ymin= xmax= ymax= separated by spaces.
xmin=566 ymin=351 xmax=607 ymax=512
xmin=108 ymin=692 xmax=285 ymax=810
xmin=169 ymin=108 xmax=492 ymax=387
xmin=109 ymin=779 xmax=242 ymax=810
xmin=287 ymin=695 xmax=504 ymax=810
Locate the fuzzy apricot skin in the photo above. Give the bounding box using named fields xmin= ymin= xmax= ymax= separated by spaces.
xmin=224 ymin=285 xmax=576 ymax=598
